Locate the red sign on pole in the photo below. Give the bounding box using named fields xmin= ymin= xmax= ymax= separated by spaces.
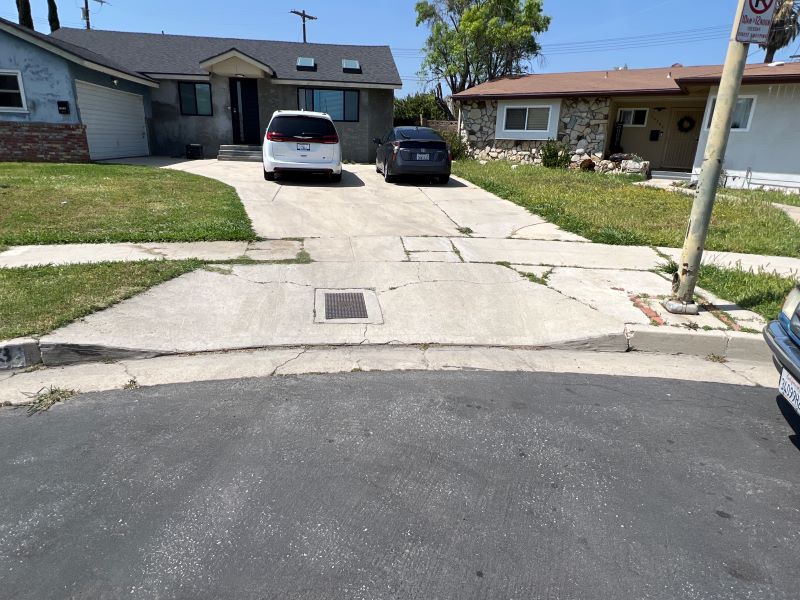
xmin=737 ymin=0 xmax=778 ymax=44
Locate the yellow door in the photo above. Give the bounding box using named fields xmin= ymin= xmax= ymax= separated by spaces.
xmin=661 ymin=108 xmax=705 ymax=171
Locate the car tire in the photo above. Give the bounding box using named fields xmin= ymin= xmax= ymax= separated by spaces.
xmin=330 ymin=172 xmax=342 ymax=183
xmin=383 ymin=161 xmax=395 ymax=183
xmin=438 ymin=175 xmax=450 ymax=185
xmin=264 ymin=169 xmax=275 ymax=181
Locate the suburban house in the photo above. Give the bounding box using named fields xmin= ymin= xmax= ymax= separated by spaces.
xmin=454 ymin=62 xmax=800 ymax=189
xmin=0 ymin=17 xmax=401 ymax=163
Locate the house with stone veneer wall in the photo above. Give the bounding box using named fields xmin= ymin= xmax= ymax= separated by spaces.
xmin=453 ymin=62 xmax=800 ymax=189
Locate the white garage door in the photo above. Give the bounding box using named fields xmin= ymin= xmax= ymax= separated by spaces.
xmin=75 ymin=80 xmax=149 ymax=160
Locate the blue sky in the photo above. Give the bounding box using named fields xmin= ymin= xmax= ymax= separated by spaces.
xmin=4 ymin=0 xmax=797 ymax=95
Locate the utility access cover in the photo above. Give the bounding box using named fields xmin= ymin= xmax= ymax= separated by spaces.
xmin=325 ymin=292 xmax=368 ymax=320
xmin=314 ymin=288 xmax=384 ymax=324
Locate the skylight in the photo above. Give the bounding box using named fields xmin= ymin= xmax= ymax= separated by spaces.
xmin=342 ymin=59 xmax=361 ymax=73
xmin=296 ymin=57 xmax=316 ymax=71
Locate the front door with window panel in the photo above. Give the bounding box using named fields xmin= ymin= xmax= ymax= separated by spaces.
xmin=229 ymin=78 xmax=260 ymax=145
xmin=661 ymin=108 xmax=705 ymax=171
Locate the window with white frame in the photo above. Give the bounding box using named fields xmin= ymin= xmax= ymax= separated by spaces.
xmin=0 ymin=70 xmax=26 ymax=111
xmin=706 ymin=96 xmax=755 ymax=131
xmin=495 ymin=100 xmax=560 ymax=140
xmin=618 ymin=108 xmax=648 ymax=127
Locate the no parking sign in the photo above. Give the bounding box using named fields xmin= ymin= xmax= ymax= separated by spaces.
xmin=736 ymin=0 xmax=779 ymax=44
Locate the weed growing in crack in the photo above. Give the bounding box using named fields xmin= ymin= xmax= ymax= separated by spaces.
xmin=123 ymin=378 xmax=139 ymax=390
xmin=457 ymin=226 xmax=473 ymax=235
xmin=26 ymin=386 xmax=76 ymax=415
xmin=706 ymin=354 xmax=727 ymax=364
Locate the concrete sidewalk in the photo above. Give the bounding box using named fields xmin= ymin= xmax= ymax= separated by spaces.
xmin=0 ymin=161 xmax=781 ymax=375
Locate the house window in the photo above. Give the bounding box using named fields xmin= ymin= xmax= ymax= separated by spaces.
xmin=0 ymin=70 xmax=27 ymax=112
xmin=618 ymin=108 xmax=648 ymax=127
xmin=179 ymin=82 xmax=213 ymax=116
xmin=706 ymin=96 xmax=755 ymax=131
xmin=297 ymin=88 xmax=359 ymax=122
xmin=504 ymin=106 xmax=551 ymax=131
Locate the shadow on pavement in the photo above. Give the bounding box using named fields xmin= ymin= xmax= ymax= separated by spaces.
xmin=276 ymin=169 xmax=365 ymax=188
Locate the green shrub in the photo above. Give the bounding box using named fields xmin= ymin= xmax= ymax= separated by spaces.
xmin=439 ymin=130 xmax=468 ymax=160
xmin=540 ymin=139 xmax=570 ymax=169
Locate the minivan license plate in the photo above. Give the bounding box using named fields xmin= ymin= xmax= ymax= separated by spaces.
xmin=779 ymin=369 xmax=800 ymax=416
xmin=416 ymin=153 xmax=430 ymax=161
xmin=297 ymin=143 xmax=311 ymax=151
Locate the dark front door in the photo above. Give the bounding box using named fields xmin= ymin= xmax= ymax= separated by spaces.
xmin=229 ymin=78 xmax=260 ymax=145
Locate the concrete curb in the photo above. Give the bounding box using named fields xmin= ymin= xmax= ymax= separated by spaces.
xmin=1 ymin=325 xmax=771 ymax=372
xmin=625 ymin=325 xmax=771 ymax=362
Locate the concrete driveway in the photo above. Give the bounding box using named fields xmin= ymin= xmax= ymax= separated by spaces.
xmin=161 ymin=159 xmax=585 ymax=241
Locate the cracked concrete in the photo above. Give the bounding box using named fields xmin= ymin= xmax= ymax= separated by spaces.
xmin=0 ymin=346 xmax=778 ymax=406
xmin=3 ymin=160 xmax=774 ymax=375
xmin=38 ymin=262 xmax=628 ymax=361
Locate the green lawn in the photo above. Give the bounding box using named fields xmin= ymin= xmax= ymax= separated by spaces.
xmin=697 ymin=265 xmax=796 ymax=321
xmin=452 ymin=160 xmax=800 ymax=257
xmin=722 ymin=187 xmax=800 ymax=208
xmin=0 ymin=163 xmax=255 ymax=245
xmin=0 ymin=260 xmax=202 ymax=339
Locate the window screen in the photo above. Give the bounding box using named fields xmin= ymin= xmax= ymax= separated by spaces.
xmin=505 ymin=106 xmax=550 ymax=131
xmin=297 ymin=88 xmax=359 ymax=122
xmin=179 ymin=82 xmax=213 ymax=116
xmin=0 ymin=73 xmax=24 ymax=109
xmin=707 ymin=97 xmax=754 ymax=130
xmin=526 ymin=107 xmax=550 ymax=130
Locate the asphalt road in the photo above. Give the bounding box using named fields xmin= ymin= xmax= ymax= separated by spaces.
xmin=1 ymin=371 xmax=798 ymax=600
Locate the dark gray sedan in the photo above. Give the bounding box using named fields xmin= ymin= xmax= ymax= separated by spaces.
xmin=374 ymin=126 xmax=451 ymax=184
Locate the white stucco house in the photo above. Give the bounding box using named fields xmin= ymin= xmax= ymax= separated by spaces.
xmin=453 ymin=62 xmax=800 ymax=190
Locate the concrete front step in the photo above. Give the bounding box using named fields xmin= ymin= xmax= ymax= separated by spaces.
xmin=218 ymin=144 xmax=263 ymax=162
xmin=218 ymin=154 xmax=262 ymax=162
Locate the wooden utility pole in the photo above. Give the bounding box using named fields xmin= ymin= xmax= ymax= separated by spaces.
xmin=82 ymin=0 xmax=109 ymax=30
xmin=290 ymin=9 xmax=317 ymax=43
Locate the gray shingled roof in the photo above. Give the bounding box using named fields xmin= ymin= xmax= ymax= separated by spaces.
xmin=0 ymin=17 xmax=155 ymax=83
xmin=51 ymin=28 xmax=401 ymax=86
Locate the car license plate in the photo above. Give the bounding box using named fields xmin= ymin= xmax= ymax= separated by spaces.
xmin=779 ymin=368 xmax=800 ymax=416
xmin=297 ymin=143 xmax=311 ymax=151
xmin=416 ymin=153 xmax=430 ymax=161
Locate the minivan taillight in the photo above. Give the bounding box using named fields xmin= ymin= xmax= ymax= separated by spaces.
xmin=266 ymin=131 xmax=292 ymax=142
xmin=319 ymin=134 xmax=339 ymax=144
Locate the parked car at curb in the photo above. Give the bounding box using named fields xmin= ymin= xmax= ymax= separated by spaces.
xmin=764 ymin=285 xmax=800 ymax=417
xmin=374 ymin=126 xmax=451 ymax=184
xmin=263 ymin=110 xmax=342 ymax=182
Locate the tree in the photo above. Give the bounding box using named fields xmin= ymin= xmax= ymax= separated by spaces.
xmin=16 ymin=0 xmax=34 ymax=29
xmin=47 ymin=0 xmax=61 ymax=32
xmin=415 ymin=0 xmax=550 ymax=94
xmin=761 ymin=0 xmax=800 ymax=63
xmin=394 ymin=92 xmax=448 ymax=122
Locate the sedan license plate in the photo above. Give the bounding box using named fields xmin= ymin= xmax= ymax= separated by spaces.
xmin=297 ymin=143 xmax=311 ymax=151
xmin=779 ymin=368 xmax=800 ymax=416
xmin=416 ymin=153 xmax=430 ymax=161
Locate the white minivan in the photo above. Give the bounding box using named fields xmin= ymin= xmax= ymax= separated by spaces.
xmin=262 ymin=110 xmax=343 ymax=182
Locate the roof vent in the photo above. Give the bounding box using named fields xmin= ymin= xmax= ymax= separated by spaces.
xmin=342 ymin=59 xmax=361 ymax=73
xmin=297 ymin=57 xmax=316 ymax=71
xmin=671 ymin=63 xmax=684 ymax=68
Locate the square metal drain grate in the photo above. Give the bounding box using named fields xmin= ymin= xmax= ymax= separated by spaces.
xmin=325 ymin=292 xmax=369 ymax=320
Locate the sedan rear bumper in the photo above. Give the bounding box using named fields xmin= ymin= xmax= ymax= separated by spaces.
xmin=764 ymin=320 xmax=800 ymax=380
xmin=389 ymin=160 xmax=451 ymax=176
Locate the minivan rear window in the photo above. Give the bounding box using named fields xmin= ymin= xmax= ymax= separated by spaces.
xmin=268 ymin=116 xmax=336 ymax=138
